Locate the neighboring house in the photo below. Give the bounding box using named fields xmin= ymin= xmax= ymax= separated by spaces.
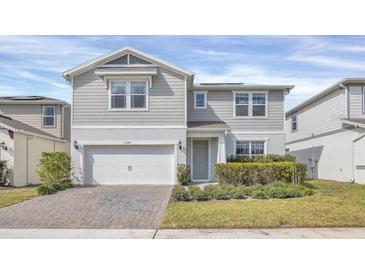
xmin=285 ymin=79 xmax=365 ymax=183
xmin=63 ymin=46 xmax=293 ymax=185
xmin=0 ymin=96 xmax=71 ymax=186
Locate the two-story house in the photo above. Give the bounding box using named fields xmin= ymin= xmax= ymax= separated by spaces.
xmin=63 ymin=46 xmax=293 ymax=185
xmin=285 ymin=79 xmax=365 ymax=183
xmin=0 ymin=96 xmax=70 ymax=186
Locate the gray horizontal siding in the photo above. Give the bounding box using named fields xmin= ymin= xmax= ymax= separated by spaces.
xmin=349 ymin=85 xmax=365 ymax=118
xmin=72 ymin=68 xmax=185 ymax=126
xmin=285 ymin=87 xmax=346 ymax=143
xmin=0 ymin=104 xmax=62 ymax=138
xmin=187 ymin=90 xmax=285 ymax=131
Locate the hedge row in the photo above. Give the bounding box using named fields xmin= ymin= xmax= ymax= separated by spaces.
xmin=215 ymin=161 xmax=307 ymax=186
xmin=172 ymin=181 xmax=314 ymax=202
xmin=227 ymin=154 xmax=296 ymax=163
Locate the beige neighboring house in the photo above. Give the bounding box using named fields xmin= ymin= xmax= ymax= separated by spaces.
xmin=0 ymin=96 xmax=70 ymax=187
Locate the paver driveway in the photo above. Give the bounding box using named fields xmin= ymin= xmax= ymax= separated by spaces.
xmin=0 ymin=185 xmax=172 ymax=229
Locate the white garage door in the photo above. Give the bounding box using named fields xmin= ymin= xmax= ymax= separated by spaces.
xmin=85 ymin=145 xmax=174 ymax=185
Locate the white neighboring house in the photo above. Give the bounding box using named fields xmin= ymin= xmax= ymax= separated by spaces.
xmin=63 ymin=46 xmax=294 ymax=185
xmin=285 ymin=79 xmax=365 ymax=183
xmin=0 ymin=96 xmax=71 ymax=186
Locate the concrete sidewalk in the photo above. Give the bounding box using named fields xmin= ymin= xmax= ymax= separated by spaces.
xmin=2 ymin=227 xmax=365 ymax=239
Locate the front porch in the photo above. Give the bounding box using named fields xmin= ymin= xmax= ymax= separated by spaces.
xmin=186 ymin=121 xmax=229 ymax=182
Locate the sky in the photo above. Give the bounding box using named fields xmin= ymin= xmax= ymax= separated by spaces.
xmin=0 ymin=35 xmax=364 ymax=110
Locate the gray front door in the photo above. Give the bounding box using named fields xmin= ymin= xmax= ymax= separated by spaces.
xmin=192 ymin=139 xmax=209 ymax=181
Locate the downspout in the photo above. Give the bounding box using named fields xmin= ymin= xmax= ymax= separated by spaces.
xmin=26 ymin=135 xmax=33 ymax=185
xmin=339 ymin=83 xmax=349 ymax=119
xmin=61 ymin=105 xmax=65 ymax=139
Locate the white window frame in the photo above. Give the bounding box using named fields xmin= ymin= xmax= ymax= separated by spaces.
xmin=235 ymin=140 xmax=267 ymax=157
xmin=193 ymin=91 xmax=207 ymax=109
xmin=41 ymin=106 xmax=56 ymax=128
xmin=108 ymin=79 xmax=149 ymax=111
xmin=291 ymin=112 xmax=297 ymax=132
xmin=233 ymin=91 xmax=268 ymax=118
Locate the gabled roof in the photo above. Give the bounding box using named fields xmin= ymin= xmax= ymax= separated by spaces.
xmin=0 ymin=115 xmax=66 ymax=142
xmin=0 ymin=96 xmax=69 ymax=105
xmin=187 ymin=121 xmax=229 ymax=131
xmin=286 ymin=78 xmax=365 ymax=116
xmin=62 ymin=46 xmax=194 ymax=80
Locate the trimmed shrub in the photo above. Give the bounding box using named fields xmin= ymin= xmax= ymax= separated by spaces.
xmin=36 ymin=152 xmax=72 ymax=195
xmin=37 ymin=152 xmax=71 ymax=185
xmin=172 ymin=185 xmax=190 ymax=201
xmin=0 ymin=160 xmax=9 ymax=186
xmin=251 ymin=189 xmax=269 ymax=199
xmin=190 ymin=188 xmax=210 ymax=201
xmin=210 ymin=188 xmax=230 ymax=200
xmin=37 ymin=184 xmax=57 ymax=195
xmin=227 ymin=154 xmax=296 ymax=163
xmin=203 ymin=185 xmax=219 ymax=197
xmin=231 ymin=185 xmax=250 ymax=199
xmin=188 ymin=185 xmax=200 ymax=195
xmin=177 ymin=164 xmax=190 ymax=186
xmin=215 ymin=162 xmax=307 ymax=186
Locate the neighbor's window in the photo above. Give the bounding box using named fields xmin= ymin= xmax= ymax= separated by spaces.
xmin=236 ymin=141 xmax=265 ymax=157
xmin=194 ymin=91 xmax=207 ymax=109
xmin=42 ymin=106 xmax=55 ymax=127
xmin=110 ymin=80 xmax=148 ymax=110
xmin=252 ymin=93 xmax=267 ymax=117
xmin=291 ymin=112 xmax=297 ymax=131
xmin=234 ymin=93 xmax=249 ymax=117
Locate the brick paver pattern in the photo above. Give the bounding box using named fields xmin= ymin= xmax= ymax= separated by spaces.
xmin=0 ymin=185 xmax=172 ymax=229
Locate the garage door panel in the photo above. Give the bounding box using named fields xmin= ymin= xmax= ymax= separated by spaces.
xmin=85 ymin=145 xmax=174 ymax=185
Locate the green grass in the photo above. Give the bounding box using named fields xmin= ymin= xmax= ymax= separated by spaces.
xmin=0 ymin=186 xmax=39 ymax=208
xmin=162 ymin=180 xmax=365 ymax=228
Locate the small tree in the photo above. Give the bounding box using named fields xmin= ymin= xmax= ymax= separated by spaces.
xmin=177 ymin=164 xmax=191 ymax=186
xmin=0 ymin=160 xmax=8 ymax=186
xmin=37 ymin=152 xmax=71 ymax=186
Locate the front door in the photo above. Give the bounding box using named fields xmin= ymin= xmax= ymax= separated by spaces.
xmin=192 ymin=139 xmax=209 ymax=181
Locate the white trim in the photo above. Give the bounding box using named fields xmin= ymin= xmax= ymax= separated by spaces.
xmin=231 ymin=130 xmax=284 ymax=134
xmin=193 ymin=91 xmax=207 ymax=109
xmin=62 ymin=46 xmax=194 ymax=79
xmin=342 ymin=120 xmax=365 ymax=129
xmin=78 ymin=140 xmax=179 ymax=145
xmin=191 ymin=138 xmax=211 ymax=182
xmin=72 ymin=125 xmax=187 ymax=129
xmin=233 ymin=91 xmax=269 ymax=119
xmin=41 ymin=106 xmax=56 ymax=128
xmin=108 ymin=79 xmax=149 ymax=111
xmin=187 ymin=127 xmax=228 ymax=132
xmin=234 ymin=139 xmax=268 ymax=157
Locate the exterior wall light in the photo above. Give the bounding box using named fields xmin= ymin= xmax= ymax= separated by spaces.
xmin=0 ymin=141 xmax=7 ymax=151
xmin=178 ymin=140 xmax=182 ymax=150
xmin=73 ymin=140 xmax=79 ymax=150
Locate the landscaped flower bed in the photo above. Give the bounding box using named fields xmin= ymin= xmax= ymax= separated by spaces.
xmin=171 ymin=181 xmax=315 ymax=202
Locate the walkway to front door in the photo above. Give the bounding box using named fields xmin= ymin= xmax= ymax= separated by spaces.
xmin=0 ymin=185 xmax=172 ymax=229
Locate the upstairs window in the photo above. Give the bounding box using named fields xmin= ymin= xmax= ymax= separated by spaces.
xmin=291 ymin=112 xmax=297 ymax=131
xmin=236 ymin=140 xmax=266 ymax=157
xmin=234 ymin=93 xmax=249 ymax=117
xmin=234 ymin=92 xmax=267 ymax=117
xmin=109 ymin=80 xmax=148 ymax=110
xmin=42 ymin=106 xmax=55 ymax=127
xmin=194 ymin=91 xmax=207 ymax=109
xmin=252 ymin=93 xmax=267 ymax=117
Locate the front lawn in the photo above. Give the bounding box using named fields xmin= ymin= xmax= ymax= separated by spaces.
xmin=0 ymin=186 xmax=39 ymax=208
xmin=162 ymin=180 xmax=365 ymax=228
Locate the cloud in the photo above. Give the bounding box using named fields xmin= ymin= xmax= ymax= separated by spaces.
xmin=192 ymin=63 xmax=339 ymax=109
xmin=288 ymin=54 xmax=365 ymax=71
xmin=14 ymin=70 xmax=68 ymax=89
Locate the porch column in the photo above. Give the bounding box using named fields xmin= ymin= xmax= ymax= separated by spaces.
xmin=217 ymin=136 xmax=226 ymax=163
